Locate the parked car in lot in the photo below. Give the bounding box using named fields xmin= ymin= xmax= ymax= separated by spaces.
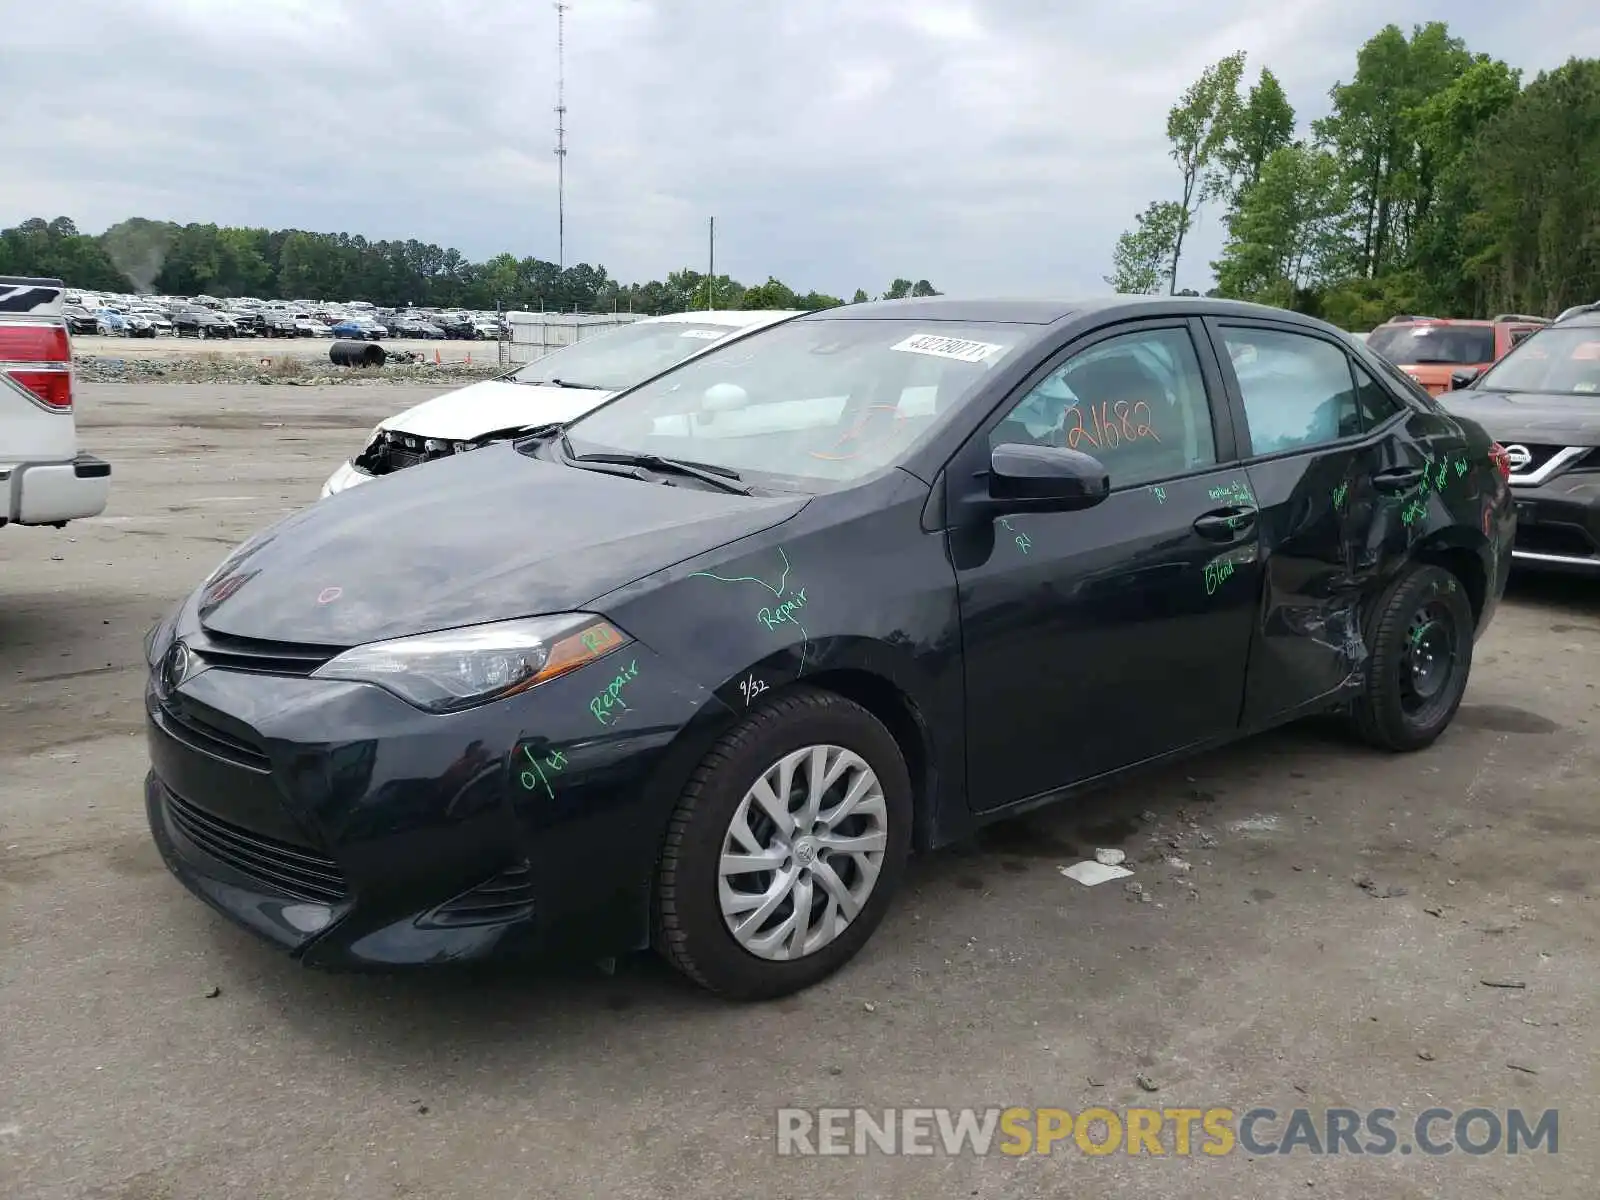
xmin=294 ymin=315 xmax=332 ymax=338
xmin=330 ymin=317 xmax=387 ymax=340
xmin=94 ymin=309 xmax=129 ymax=336
xmin=1439 ymin=306 xmax=1600 ymax=575
xmin=321 ymin=309 xmax=802 ymax=495
xmin=1 ymin=276 xmax=111 ymax=531
xmin=261 ymin=312 xmax=300 ymax=338
xmin=62 ymin=304 xmax=99 ymax=335
xmin=146 ymin=296 xmax=1513 ymax=999
xmin=1367 ymin=314 xmax=1547 ymax=396
xmin=173 ymin=308 xmax=232 ymax=339
xmin=135 ymin=309 xmax=174 ymax=336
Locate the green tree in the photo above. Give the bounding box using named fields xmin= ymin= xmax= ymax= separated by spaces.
xmin=1213 ymin=144 xmax=1348 ymax=304
xmin=910 ymin=279 xmax=940 ymax=296
xmin=851 ymin=288 xmax=869 ymax=303
xmin=1407 ymin=56 xmax=1523 ymax=312
xmin=1216 ymin=67 xmax=1296 ymax=208
xmin=741 ymin=277 xmax=799 ymax=309
xmin=1314 ymin=22 xmax=1471 ymax=278
xmin=1165 ymin=51 xmax=1247 ymax=292
xmin=1105 ymin=200 xmax=1184 ymax=293
xmin=882 ymin=278 xmax=914 ymax=300
xmin=1467 ymin=57 xmax=1600 ymax=314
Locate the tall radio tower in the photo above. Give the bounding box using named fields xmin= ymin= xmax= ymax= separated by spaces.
xmin=554 ymin=1 xmax=569 ymax=271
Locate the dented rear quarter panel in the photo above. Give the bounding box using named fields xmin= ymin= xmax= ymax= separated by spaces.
xmin=1238 ymin=404 xmax=1510 ymax=729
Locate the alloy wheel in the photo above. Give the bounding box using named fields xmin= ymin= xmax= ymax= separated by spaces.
xmin=717 ymin=744 xmax=888 ymax=961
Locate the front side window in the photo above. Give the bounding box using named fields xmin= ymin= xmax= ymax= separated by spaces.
xmin=1475 ymin=326 xmax=1600 ymax=396
xmin=560 ymin=318 xmax=1030 ymax=489
xmin=509 ymin=321 xmax=746 ymax=392
xmin=1223 ymin=327 xmax=1361 ymax=455
xmin=989 ymin=327 xmax=1218 ymax=487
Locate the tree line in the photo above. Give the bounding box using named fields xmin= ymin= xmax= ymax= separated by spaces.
xmin=1105 ymin=26 xmax=1600 ymax=328
xmin=0 ymin=215 xmax=941 ymax=314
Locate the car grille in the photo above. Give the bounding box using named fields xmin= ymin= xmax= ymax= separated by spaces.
xmin=189 ymin=629 xmax=338 ymax=677
xmin=419 ymin=862 xmax=536 ymax=928
xmin=355 ymin=430 xmax=463 ymax=477
xmin=1506 ymin=444 xmax=1574 ymax=477
xmin=164 ymin=788 xmax=348 ymax=903
xmin=155 ymin=694 xmax=271 ymax=772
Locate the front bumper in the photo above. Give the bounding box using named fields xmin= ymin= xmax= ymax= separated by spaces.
xmin=1508 ymin=474 xmax=1600 ymax=575
xmin=143 ymin=628 xmax=725 ymax=968
xmin=1 ymin=453 xmax=111 ymax=525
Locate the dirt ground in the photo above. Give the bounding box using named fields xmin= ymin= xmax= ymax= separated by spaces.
xmin=1 ymin=382 xmax=1596 ymax=1199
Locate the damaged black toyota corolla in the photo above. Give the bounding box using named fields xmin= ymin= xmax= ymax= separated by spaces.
xmin=144 ymin=296 xmax=1516 ymax=999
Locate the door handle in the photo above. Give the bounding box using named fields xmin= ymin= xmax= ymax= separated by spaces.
xmin=1193 ymin=507 xmax=1256 ymax=540
xmin=1373 ymin=467 xmax=1423 ymax=493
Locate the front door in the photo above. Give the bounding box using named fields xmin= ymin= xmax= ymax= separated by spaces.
xmin=951 ymin=319 xmax=1259 ymax=812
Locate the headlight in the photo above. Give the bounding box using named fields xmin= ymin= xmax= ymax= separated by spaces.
xmin=310 ymin=613 xmax=631 ymax=713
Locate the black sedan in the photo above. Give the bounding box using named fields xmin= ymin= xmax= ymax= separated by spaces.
xmin=1440 ymin=307 xmax=1600 ymax=574
xmin=143 ymin=296 xmax=1515 ymax=999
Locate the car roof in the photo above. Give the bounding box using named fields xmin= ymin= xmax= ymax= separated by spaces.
xmin=642 ymin=310 xmax=803 ymax=328
xmin=799 ymin=294 xmax=1344 ymax=328
xmin=1556 ymin=307 xmax=1600 ymax=328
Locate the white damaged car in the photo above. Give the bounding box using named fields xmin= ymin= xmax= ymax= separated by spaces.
xmin=321 ymin=309 xmax=802 ymax=497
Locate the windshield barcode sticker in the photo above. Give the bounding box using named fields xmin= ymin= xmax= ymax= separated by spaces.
xmin=890 ymin=334 xmax=1004 ymax=363
xmin=680 ymin=329 xmax=722 ymax=339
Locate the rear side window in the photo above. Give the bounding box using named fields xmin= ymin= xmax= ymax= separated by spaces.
xmin=1351 ymin=362 xmax=1404 ymax=428
xmin=1221 ymin=327 xmax=1361 ymax=455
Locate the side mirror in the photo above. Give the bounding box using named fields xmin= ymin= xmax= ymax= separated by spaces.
xmin=970 ymin=443 xmax=1109 ymax=517
xmin=1449 ymin=367 xmax=1482 ymax=390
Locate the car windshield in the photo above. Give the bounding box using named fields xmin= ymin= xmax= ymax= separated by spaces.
xmin=508 ymin=320 xmax=750 ymax=391
xmin=1367 ymin=323 xmax=1495 ymax=366
xmin=559 ymin=318 xmax=1029 ymax=490
xmin=1475 ymin=326 xmax=1600 ymax=396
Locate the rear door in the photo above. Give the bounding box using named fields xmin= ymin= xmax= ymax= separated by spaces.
xmin=1204 ymin=318 xmax=1471 ymax=725
xmin=951 ymin=318 xmax=1261 ymax=811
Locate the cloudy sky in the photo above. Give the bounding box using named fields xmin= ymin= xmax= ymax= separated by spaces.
xmin=7 ymin=1 xmax=1598 ymax=298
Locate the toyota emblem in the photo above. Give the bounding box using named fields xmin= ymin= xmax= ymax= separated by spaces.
xmin=161 ymin=641 xmax=192 ymax=694
xmin=1502 ymin=444 xmax=1533 ymax=472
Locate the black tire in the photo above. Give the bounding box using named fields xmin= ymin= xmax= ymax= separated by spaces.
xmin=655 ymin=687 xmax=913 ymax=1000
xmin=1349 ymin=563 xmax=1474 ymax=751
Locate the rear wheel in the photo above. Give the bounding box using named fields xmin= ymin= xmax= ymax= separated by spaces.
xmin=655 ymin=688 xmax=912 ymax=1000
xmin=1349 ymin=563 xmax=1474 ymax=751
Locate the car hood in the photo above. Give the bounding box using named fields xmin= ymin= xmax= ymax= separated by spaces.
xmin=1439 ymin=390 xmax=1600 ymax=445
xmin=196 ymin=442 xmax=808 ymax=646
xmin=376 ymin=379 xmax=618 ymax=441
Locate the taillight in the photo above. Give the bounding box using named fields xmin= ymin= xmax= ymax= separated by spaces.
xmin=0 ymin=320 xmax=73 ymax=410
xmin=1488 ymin=443 xmax=1512 ymax=480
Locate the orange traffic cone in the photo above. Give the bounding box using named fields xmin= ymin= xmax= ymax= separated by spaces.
xmin=434 ymin=349 xmax=440 ymax=365
xmin=466 ymin=352 xmax=472 ymax=364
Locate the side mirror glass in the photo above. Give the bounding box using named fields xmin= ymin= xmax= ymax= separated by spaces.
xmin=985 ymin=442 xmax=1109 ymax=513
xmin=1450 ymin=367 xmax=1482 ymax=390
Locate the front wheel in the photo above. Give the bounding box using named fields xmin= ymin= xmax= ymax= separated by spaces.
xmin=655 ymin=687 xmax=912 ymax=1000
xmin=1349 ymin=563 xmax=1475 ymax=751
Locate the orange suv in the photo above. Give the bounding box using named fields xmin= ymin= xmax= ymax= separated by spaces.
xmin=1366 ymin=314 xmax=1549 ymax=395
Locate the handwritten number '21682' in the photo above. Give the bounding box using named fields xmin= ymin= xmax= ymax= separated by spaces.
xmin=1061 ymin=401 xmax=1159 ymax=451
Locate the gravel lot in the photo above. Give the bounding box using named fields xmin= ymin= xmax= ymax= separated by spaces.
xmin=2 ymin=382 xmax=1596 ymax=1198
xmin=72 ymin=334 xmax=501 ymax=364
